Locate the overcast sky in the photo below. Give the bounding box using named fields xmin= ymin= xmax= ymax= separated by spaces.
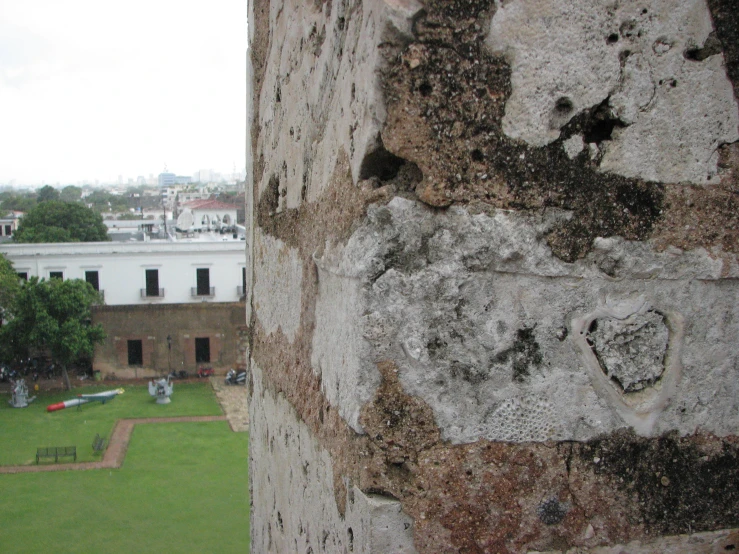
xmin=0 ymin=0 xmax=247 ymax=186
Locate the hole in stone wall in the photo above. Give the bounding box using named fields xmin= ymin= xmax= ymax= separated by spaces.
xmin=555 ymin=97 xmax=574 ymax=116
xmin=620 ymin=20 xmax=637 ymax=39
xmin=418 ymin=81 xmax=433 ymax=96
xmin=582 ymin=99 xmax=626 ymax=143
xmin=347 ymin=528 xmax=354 ymax=552
xmin=471 ymin=148 xmax=484 ymax=162
xmin=550 ymin=97 xmax=575 ymax=129
xmin=684 ymin=33 xmax=722 ymax=61
xmin=359 ymin=144 xmax=406 ymax=181
xmin=276 ymin=85 xmax=281 ymax=103
xmin=261 ymin=175 xmax=280 ymax=215
xmin=607 ymin=33 xmax=619 ymax=44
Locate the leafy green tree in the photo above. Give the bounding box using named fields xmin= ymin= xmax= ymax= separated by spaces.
xmin=0 ymin=278 xmax=105 ymax=389
xmin=59 ymin=185 xmax=82 ymax=203
xmin=85 ymin=190 xmax=129 ymax=213
xmin=37 ymin=185 xmax=60 ymax=203
xmin=13 ymin=201 xmax=110 ymax=243
xmin=0 ymin=190 xmax=37 ymax=213
xmin=0 ymin=254 xmax=21 ymax=325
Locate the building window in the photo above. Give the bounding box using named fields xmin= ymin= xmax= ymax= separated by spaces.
xmin=4 ymin=225 xmax=10 ymax=236
xmin=145 ymin=269 xmax=160 ymax=297
xmin=49 ymin=271 xmax=63 ymax=280
xmin=127 ymin=340 xmax=143 ymax=365
xmin=85 ymin=270 xmax=100 ymax=291
xmin=195 ymin=337 xmax=210 ymax=363
xmin=194 ymin=267 xmax=213 ymax=296
xmin=17 ymin=272 xmax=28 ymax=281
xmin=241 ymin=267 xmax=246 ymax=295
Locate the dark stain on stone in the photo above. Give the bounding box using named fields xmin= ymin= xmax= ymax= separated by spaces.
xmin=706 ymin=0 xmax=739 ymax=97
xmin=381 ymin=0 xmax=669 ymax=261
xmin=537 ymin=498 xmax=569 ymax=525
xmin=578 ymin=429 xmax=739 ymax=535
xmin=492 ymin=327 xmax=543 ymax=383
xmin=684 ymin=31 xmax=723 ymax=62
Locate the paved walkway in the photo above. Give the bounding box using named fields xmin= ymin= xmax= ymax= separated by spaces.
xmin=0 ymin=415 xmax=228 ymax=474
xmin=209 ymin=376 xmax=249 ymax=432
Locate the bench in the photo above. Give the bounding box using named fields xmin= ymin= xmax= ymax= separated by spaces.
xmin=92 ymin=434 xmax=106 ymax=453
xmin=36 ymin=446 xmax=77 ymax=464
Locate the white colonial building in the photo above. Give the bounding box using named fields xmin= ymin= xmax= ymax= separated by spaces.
xmin=178 ymin=199 xmax=238 ymax=231
xmin=0 ymin=240 xmax=247 ymax=305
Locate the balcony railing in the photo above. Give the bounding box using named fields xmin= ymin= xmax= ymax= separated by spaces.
xmin=191 ymin=287 xmax=215 ymax=297
xmin=141 ymin=288 xmax=165 ymax=298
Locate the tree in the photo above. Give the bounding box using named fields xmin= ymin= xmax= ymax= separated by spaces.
xmin=37 ymin=185 xmax=60 ymax=203
xmin=0 ymin=190 xmax=37 ymax=213
xmin=0 ymin=278 xmax=105 ymax=390
xmin=84 ymin=190 xmax=129 ymax=213
xmin=0 ymin=254 xmax=20 ymax=325
xmin=59 ymin=185 xmax=82 ymax=203
xmin=13 ymin=201 xmax=110 ymax=243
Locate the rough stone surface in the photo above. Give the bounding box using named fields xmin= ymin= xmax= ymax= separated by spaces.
xmin=254 ymin=0 xmax=423 ymax=209
xmin=311 ymin=259 xmax=377 ymax=433
xmin=531 ymin=528 xmax=739 ymax=553
xmin=247 ymin=0 xmax=739 ymax=552
xmin=252 ymin=228 xmax=303 ymax=342
xmin=317 ymin=197 xmax=739 ymax=442
xmin=488 ymin=0 xmax=739 ymax=184
xmin=588 ymin=309 xmax=669 ymax=393
xmin=249 ymin=362 xmax=416 ymax=553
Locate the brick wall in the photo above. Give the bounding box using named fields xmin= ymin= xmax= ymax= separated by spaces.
xmin=92 ymin=302 xmax=244 ymax=378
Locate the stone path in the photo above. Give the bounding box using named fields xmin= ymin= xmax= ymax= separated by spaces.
xmin=0 ymin=378 xmax=249 ymax=474
xmin=209 ymin=376 xmax=249 ymax=432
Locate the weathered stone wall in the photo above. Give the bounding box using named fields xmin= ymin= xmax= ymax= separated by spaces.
xmin=247 ymin=1 xmax=739 ymax=552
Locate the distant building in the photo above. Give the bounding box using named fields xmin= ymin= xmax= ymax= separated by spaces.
xmin=179 ymin=199 xmax=238 ymax=231
xmin=158 ymin=172 xmax=191 ymax=187
xmin=158 ymin=172 xmax=177 ymax=187
xmin=0 ymin=211 xmax=23 ymax=241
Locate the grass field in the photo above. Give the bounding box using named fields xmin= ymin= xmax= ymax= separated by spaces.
xmin=0 ymin=422 xmax=250 ymax=553
xmin=0 ymin=382 xmax=223 ymax=465
xmin=0 ymin=383 xmax=250 ymax=553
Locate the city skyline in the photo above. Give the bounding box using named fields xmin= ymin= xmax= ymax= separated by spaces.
xmin=0 ymin=0 xmax=247 ymax=186
xmin=1 ymin=165 xmax=247 ymax=190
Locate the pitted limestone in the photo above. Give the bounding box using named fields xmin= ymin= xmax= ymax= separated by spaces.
xmin=249 ymin=362 xmax=417 ymax=553
xmin=589 ymin=310 xmax=669 ymax=393
xmin=256 ymin=0 xmax=423 ymax=210
xmin=317 ymin=198 xmax=739 ymax=442
xmin=252 ymin=228 xmax=302 ymax=342
xmin=487 ymin=0 xmax=739 ymax=184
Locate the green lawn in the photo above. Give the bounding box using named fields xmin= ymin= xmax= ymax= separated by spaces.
xmin=0 ymin=422 xmax=250 ymax=553
xmin=0 ymin=383 xmax=250 ymax=553
xmin=0 ymin=382 xmax=223 ymax=465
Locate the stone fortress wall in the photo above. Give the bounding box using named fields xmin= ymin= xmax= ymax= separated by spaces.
xmin=245 ymin=1 xmax=739 ymax=552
